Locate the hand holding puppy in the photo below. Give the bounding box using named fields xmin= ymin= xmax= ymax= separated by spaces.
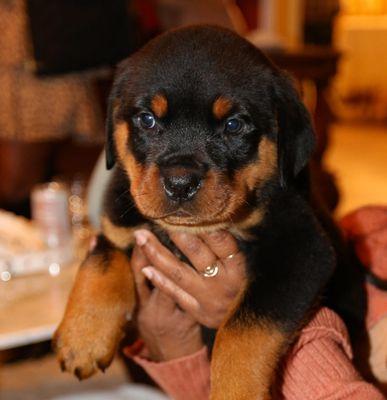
xmin=131 ymin=230 xmax=247 ymax=361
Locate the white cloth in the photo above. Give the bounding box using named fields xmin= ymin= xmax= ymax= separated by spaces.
xmin=53 ymin=384 xmax=169 ymax=400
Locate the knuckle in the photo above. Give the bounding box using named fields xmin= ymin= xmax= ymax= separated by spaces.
xmin=154 ymin=321 xmax=168 ymax=335
xmin=223 ymin=286 xmax=239 ymax=301
xmin=209 ymin=230 xmax=228 ymax=245
xmin=184 ymin=238 xmax=201 ymax=254
xmin=139 ymin=313 xmax=166 ymax=334
xmin=146 ymin=242 xmax=158 ymax=258
xmin=215 ymin=302 xmax=228 ymax=317
xmin=137 ymin=313 xmax=151 ymax=329
xmin=208 ymin=300 xmax=226 ymax=318
xmin=229 ymin=253 xmax=245 ymax=269
xmin=203 ymin=315 xmax=221 ymax=329
xmin=170 ymin=267 xmax=184 ymax=283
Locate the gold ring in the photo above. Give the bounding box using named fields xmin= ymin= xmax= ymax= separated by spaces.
xmin=224 ymin=252 xmax=237 ymax=260
xmin=202 ymin=262 xmax=220 ymax=278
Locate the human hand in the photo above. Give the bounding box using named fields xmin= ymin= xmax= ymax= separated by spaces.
xmin=131 ymin=244 xmax=203 ymax=361
xmin=133 ymin=229 xmax=247 ymax=329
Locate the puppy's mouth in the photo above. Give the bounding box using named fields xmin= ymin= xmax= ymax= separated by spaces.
xmin=149 ymin=208 xmax=194 ymax=221
xmin=164 ymin=209 xmax=194 ymax=218
xmin=153 ymin=205 xmax=229 ymax=227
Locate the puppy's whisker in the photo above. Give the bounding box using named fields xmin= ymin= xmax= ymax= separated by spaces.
xmin=119 ymin=206 xmax=135 ymax=219
xmin=114 ymin=189 xmax=130 ymax=203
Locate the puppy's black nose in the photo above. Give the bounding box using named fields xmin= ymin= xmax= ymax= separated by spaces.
xmin=163 ymin=173 xmax=201 ymax=202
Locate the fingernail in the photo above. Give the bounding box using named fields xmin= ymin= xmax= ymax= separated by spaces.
xmin=89 ymin=236 xmax=97 ymax=251
xmin=134 ymin=230 xmax=148 ymax=246
xmin=141 ymin=267 xmax=154 ymax=280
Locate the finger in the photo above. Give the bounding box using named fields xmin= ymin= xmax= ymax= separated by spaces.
xmin=131 ymin=245 xmax=151 ymax=305
xmin=169 ymin=231 xmax=217 ymax=273
xmin=134 ymin=229 xmax=198 ymax=291
xmin=149 ymin=287 xmax=177 ymax=313
xmin=142 ymin=267 xmax=200 ymax=316
xmin=199 ymin=230 xmax=240 ymax=262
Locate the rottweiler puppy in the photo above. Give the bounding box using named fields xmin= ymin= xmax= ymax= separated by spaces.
xmin=54 ymin=25 xmax=337 ymax=399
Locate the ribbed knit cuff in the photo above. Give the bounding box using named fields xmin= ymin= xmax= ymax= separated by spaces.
xmin=132 ymin=346 xmax=210 ymax=400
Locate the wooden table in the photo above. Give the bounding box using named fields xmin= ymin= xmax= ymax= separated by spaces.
xmin=0 ymin=264 xmax=77 ymax=350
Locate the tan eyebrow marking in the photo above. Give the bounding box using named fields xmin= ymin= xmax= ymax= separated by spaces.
xmin=151 ymin=94 xmax=168 ymax=118
xmin=213 ymin=96 xmax=233 ymax=120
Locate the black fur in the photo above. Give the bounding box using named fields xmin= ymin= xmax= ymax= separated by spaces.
xmin=102 ymin=25 xmax=364 ymax=381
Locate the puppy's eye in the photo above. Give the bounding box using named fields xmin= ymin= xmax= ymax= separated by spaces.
xmin=225 ymin=118 xmax=243 ymax=134
xmin=139 ymin=112 xmax=156 ymax=129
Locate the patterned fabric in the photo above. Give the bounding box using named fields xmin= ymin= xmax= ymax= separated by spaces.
xmin=0 ymin=0 xmax=105 ymax=142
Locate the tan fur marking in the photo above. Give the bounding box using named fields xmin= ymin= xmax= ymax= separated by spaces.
xmin=211 ymin=321 xmax=286 ymax=400
xmin=115 ymin=122 xmax=145 ymax=194
xmin=151 ymin=94 xmax=168 ymax=118
xmin=115 ymin=121 xmax=130 ymax=162
xmin=156 ymin=219 xmax=230 ymax=234
xmin=54 ymin=250 xmax=135 ymax=379
xmin=237 ymin=208 xmax=264 ymax=229
xmin=235 ymin=137 xmax=277 ymax=192
xmin=101 ymin=216 xmax=144 ymax=250
xmin=213 ymin=96 xmax=233 ymax=120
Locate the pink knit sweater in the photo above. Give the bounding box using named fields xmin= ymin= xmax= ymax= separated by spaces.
xmin=127 ymin=307 xmax=384 ymax=399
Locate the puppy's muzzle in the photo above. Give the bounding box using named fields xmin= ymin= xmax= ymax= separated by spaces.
xmin=158 ymin=155 xmax=205 ymax=203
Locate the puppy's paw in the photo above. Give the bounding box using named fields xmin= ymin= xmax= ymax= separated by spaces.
xmin=53 ymin=245 xmax=135 ymax=379
xmin=53 ymin=306 xmax=126 ymax=379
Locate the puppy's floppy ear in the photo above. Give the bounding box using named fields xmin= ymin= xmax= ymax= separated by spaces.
xmin=273 ymin=72 xmax=316 ymax=188
xmin=105 ymin=59 xmax=130 ymax=170
xmin=105 ymin=91 xmax=117 ymax=170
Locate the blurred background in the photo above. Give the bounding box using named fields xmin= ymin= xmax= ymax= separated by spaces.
xmin=0 ymin=1 xmax=386 ymax=399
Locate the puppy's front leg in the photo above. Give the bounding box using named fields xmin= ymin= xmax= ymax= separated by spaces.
xmin=211 ymin=319 xmax=287 ymax=400
xmin=53 ymin=235 xmax=135 ymax=379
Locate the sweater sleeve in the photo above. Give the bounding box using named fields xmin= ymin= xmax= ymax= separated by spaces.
xmin=281 ymin=308 xmax=385 ymax=400
xmin=131 ymin=346 xmax=210 ymax=400
xmin=127 ymin=308 xmax=385 ymax=400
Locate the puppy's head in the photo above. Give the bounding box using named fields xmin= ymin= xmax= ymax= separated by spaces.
xmin=106 ymin=25 xmax=315 ymax=231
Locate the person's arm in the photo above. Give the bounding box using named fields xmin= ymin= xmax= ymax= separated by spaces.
xmin=129 ymin=230 xmax=385 ymax=400
xmin=127 ymin=308 xmax=385 ymax=400
xmin=281 ymin=307 xmax=385 ymax=400
xmin=126 ymin=343 xmax=211 ymax=400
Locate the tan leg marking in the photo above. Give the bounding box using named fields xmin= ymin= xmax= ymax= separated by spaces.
xmin=53 ymin=250 xmax=135 ymax=379
xmin=211 ymin=321 xmax=287 ymax=400
xmin=101 ymin=215 xmax=146 ymax=250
